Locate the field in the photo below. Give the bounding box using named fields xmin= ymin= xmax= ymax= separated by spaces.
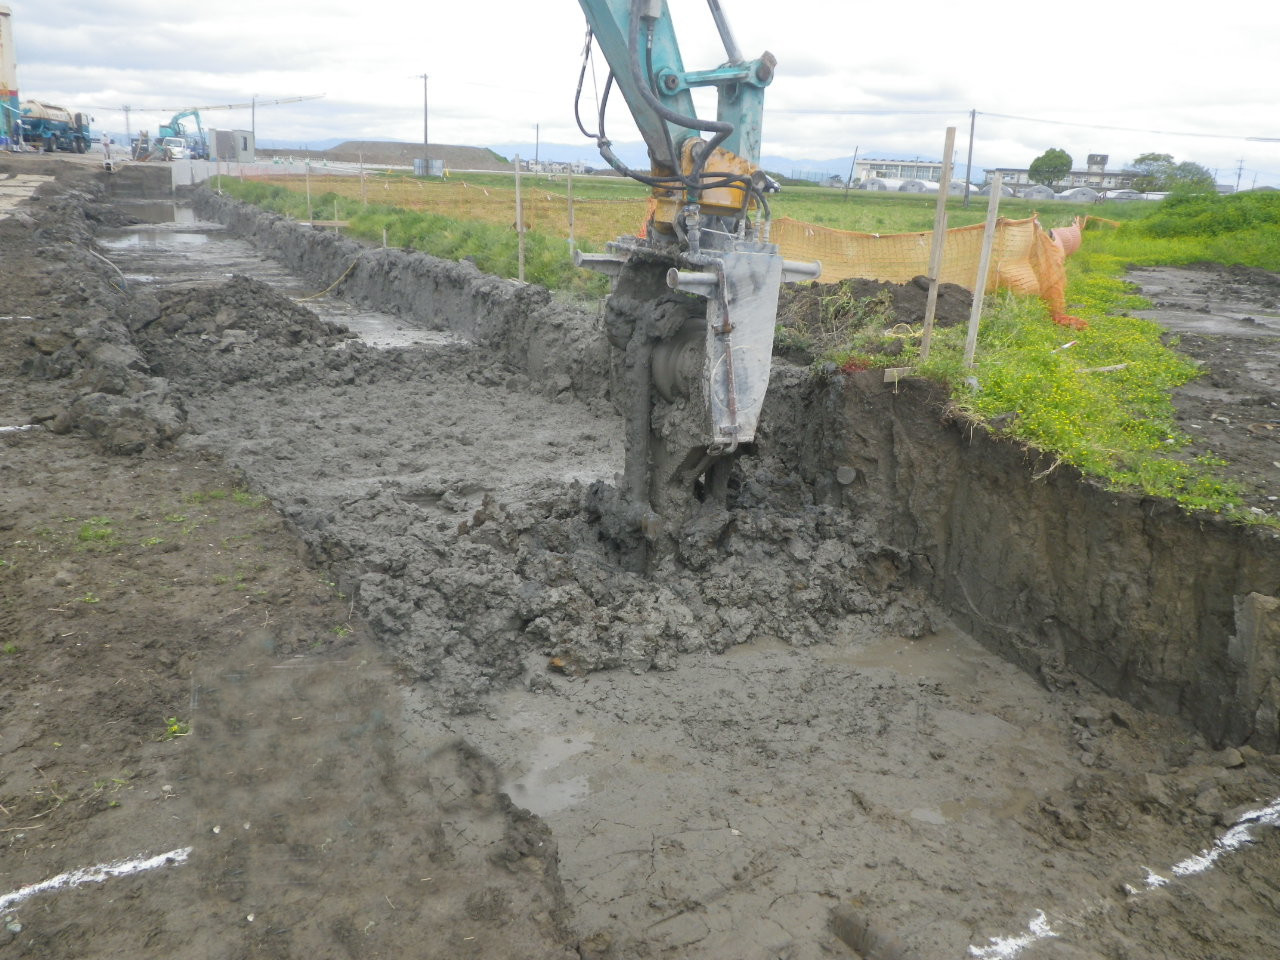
xmin=222 ymin=167 xmax=1132 ymax=248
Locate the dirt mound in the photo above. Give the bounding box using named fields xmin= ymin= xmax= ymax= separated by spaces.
xmin=776 ymin=274 xmax=973 ymax=363
xmin=131 ymin=275 xmax=360 ymax=388
xmin=259 ymin=140 xmax=511 ymax=171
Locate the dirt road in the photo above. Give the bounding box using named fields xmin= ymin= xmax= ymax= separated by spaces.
xmin=2 ymin=157 xmax=1278 ymax=959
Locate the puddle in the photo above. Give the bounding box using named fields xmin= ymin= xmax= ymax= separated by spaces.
xmin=499 ymin=716 xmax=599 ymax=819
xmin=309 ymin=303 xmax=464 ymax=350
xmin=501 ymin=731 xmax=594 ymax=816
xmin=113 ymin=200 xmax=198 ymax=225
xmin=99 ymin=228 xmax=210 ymax=250
xmin=97 ymin=201 xmax=456 ymax=352
xmin=819 ymin=625 xmax=980 ymax=684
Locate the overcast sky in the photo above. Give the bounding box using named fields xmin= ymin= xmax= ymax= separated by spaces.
xmin=8 ymin=0 xmax=1280 ymax=187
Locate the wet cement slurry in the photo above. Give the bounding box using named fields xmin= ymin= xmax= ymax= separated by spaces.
xmin=22 ymin=179 xmax=1280 ymax=959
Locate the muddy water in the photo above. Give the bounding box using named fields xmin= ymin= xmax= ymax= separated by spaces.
xmin=98 ymin=202 xmax=456 ymax=350
xmin=111 ymin=199 xmax=1280 ymax=960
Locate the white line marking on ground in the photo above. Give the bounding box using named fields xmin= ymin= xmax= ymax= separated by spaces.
xmin=968 ymin=910 xmax=1056 ymax=959
xmin=0 ymin=847 xmax=192 ymax=913
xmin=968 ymin=794 xmax=1280 ymax=958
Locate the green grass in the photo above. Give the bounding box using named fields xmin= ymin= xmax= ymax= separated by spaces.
xmin=1075 ymin=190 xmax=1280 ymax=273
xmin=216 ymin=179 xmax=610 ymax=298
xmin=809 ymin=189 xmax=1280 ymax=519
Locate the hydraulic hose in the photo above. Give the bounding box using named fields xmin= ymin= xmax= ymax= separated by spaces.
xmin=626 ymin=0 xmax=732 ymax=187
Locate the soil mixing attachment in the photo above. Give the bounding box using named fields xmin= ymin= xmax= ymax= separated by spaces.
xmin=574 ymin=0 xmax=820 ymax=568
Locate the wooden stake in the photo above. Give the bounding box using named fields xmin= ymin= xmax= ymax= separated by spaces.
xmin=567 ymin=167 xmax=575 ymax=255
xmin=919 ymin=127 xmax=956 ymax=362
xmin=514 ymin=154 xmax=525 ymax=283
xmin=964 ymin=172 xmax=1003 ymax=367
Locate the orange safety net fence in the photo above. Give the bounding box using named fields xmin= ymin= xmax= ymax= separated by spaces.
xmin=771 ymin=214 xmax=1091 ymax=329
xmin=239 ymin=170 xmax=1097 ymax=327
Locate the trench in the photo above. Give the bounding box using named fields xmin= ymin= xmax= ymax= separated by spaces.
xmin=83 ymin=170 xmax=1280 ymax=958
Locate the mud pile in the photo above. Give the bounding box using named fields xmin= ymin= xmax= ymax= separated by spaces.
xmin=119 ymin=273 xmax=934 ymax=711
xmin=132 ymin=275 xmax=361 ymax=388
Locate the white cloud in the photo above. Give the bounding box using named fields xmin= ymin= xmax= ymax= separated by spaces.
xmin=5 ymin=0 xmax=1278 ymax=184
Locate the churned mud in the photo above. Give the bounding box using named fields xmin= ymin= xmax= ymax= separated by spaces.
xmin=2 ymin=157 xmax=1279 ymax=959
xmin=1129 ymin=263 xmax=1280 ymax=515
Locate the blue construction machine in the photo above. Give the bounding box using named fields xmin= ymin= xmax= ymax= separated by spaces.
xmin=158 ymin=109 xmax=209 ymax=160
xmin=572 ymin=0 xmax=819 ymax=567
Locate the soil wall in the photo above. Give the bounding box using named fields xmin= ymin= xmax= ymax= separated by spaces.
xmin=808 ymin=376 xmax=1280 ymax=750
xmin=193 ymin=189 xmax=610 ymax=402
xmin=193 ymin=188 xmax=1280 ymax=750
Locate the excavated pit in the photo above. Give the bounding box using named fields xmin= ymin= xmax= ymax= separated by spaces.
xmin=4 ymin=160 xmax=1279 ymax=959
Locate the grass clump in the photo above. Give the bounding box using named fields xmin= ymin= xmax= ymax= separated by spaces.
xmin=216 ymin=179 xmax=609 ymax=299
xmin=935 ymin=293 xmax=1243 ymax=513
xmin=1079 ymin=190 xmax=1280 ymax=274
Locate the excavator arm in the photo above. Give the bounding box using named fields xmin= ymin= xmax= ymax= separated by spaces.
xmin=576 ymin=0 xmax=775 ymax=227
xmin=573 ymin=0 xmax=820 ymax=569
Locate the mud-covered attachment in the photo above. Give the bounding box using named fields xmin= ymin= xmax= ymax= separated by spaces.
xmin=580 ymin=242 xmax=818 ymax=570
xmin=667 ymin=242 xmax=818 ymax=451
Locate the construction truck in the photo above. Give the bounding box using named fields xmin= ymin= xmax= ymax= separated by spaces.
xmin=572 ymin=0 xmax=819 ymax=568
xmin=19 ymin=99 xmax=91 ymax=153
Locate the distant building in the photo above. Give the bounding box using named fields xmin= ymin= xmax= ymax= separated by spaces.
xmin=524 ymin=158 xmax=587 ymax=175
xmin=855 ymin=158 xmax=944 ymax=182
xmin=985 ymin=153 xmax=1136 ymax=195
xmin=859 ymin=177 xmax=905 ymax=192
xmin=210 ymin=129 xmax=255 ymax=163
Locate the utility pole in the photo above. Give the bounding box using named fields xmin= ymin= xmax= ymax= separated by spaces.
xmin=535 ymin=123 xmax=539 ymax=168
xmin=843 ymin=145 xmax=859 ymax=199
xmin=963 ymin=108 xmax=976 ymax=207
xmin=415 ymin=73 xmax=429 ymax=173
xmin=251 ymin=94 xmax=256 ymax=144
xmin=1236 ymin=157 xmax=1245 ymax=193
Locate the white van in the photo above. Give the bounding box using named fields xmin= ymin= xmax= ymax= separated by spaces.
xmin=161 ymin=137 xmax=189 ymax=160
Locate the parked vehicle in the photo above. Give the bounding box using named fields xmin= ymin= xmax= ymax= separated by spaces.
xmin=19 ymin=100 xmax=91 ymax=153
xmin=158 ymin=110 xmax=208 ymax=160
xmin=160 ymin=136 xmax=189 ymax=161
